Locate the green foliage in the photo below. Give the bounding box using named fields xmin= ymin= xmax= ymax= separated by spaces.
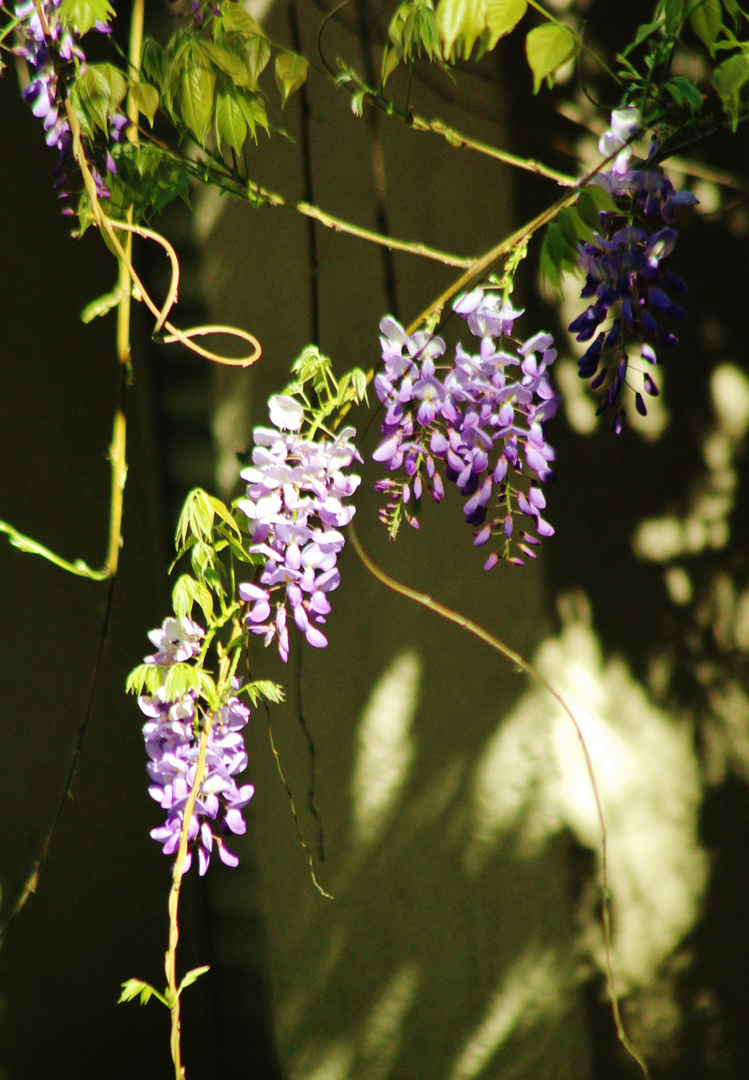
xmin=689 ymin=0 xmax=723 ymax=53
xmin=69 ymin=63 xmax=127 ymax=138
xmin=118 ymin=979 xmax=169 ymax=1008
xmin=436 ymin=0 xmax=527 ymax=60
xmin=539 ymin=185 xmax=615 ymax=293
xmin=282 ymin=346 xmax=368 ymax=428
xmin=177 ymin=966 xmax=211 ymax=997
xmin=275 ymin=53 xmax=309 ymax=108
xmin=712 ymin=50 xmax=749 ymax=127
xmin=525 ymin=23 xmax=577 ymax=94
xmin=131 ymin=82 xmax=159 ymax=127
xmin=383 ymin=0 xmax=442 ymax=83
xmin=242 ymin=680 xmax=286 ymax=707
xmin=58 ymin=0 xmax=115 ymax=37
xmin=106 ymin=143 xmax=191 ymax=223
xmin=173 ymin=574 xmax=214 ymax=623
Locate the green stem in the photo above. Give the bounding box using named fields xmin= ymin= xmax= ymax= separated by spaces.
xmin=410 ymin=115 xmax=577 ymax=186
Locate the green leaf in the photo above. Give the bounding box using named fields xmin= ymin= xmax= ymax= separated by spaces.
xmin=206 ymin=495 xmax=243 ymax=539
xmin=141 ymin=38 xmax=165 ymax=88
xmin=437 ymin=0 xmax=473 ymax=57
xmin=236 ymin=93 xmax=269 ymax=140
xmin=184 ymin=489 xmax=216 ymax=543
xmin=179 ymin=48 xmax=216 ymax=145
xmin=275 ymin=52 xmax=309 ymax=108
xmin=689 ymin=0 xmax=722 ymax=52
xmin=525 ymin=23 xmax=577 ymax=93
xmin=664 ymin=0 xmax=686 ymax=35
xmin=244 ymin=33 xmax=272 ymax=88
xmin=214 ymin=5 xmax=263 ymax=37
xmin=665 ymin=73 xmax=704 ymax=111
xmin=712 ymin=51 xmax=749 ymax=128
xmin=204 ymin=40 xmax=253 ymax=88
xmin=485 ymin=0 xmax=526 ymax=49
xmin=74 ymin=63 xmax=127 ymax=133
xmin=118 ymin=979 xmax=168 ymax=1007
xmin=243 ymin=680 xmax=286 ymax=707
xmin=177 ymin=966 xmax=211 ymax=996
xmin=59 ymin=0 xmax=115 ymax=36
xmin=576 ymin=189 xmax=602 ymax=230
xmin=216 ymin=89 xmax=248 ymax=154
xmin=163 ymin=663 xmax=202 ymax=701
xmin=381 ymin=42 xmax=404 ymax=85
xmin=131 ymin=82 xmax=159 ymax=126
xmin=172 ymin=574 xmax=214 ymax=622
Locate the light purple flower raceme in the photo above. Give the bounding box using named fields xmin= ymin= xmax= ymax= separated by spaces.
xmin=14 ymin=0 xmax=127 ymax=211
xmin=138 ymin=616 xmax=254 ymax=875
xmin=237 ymin=396 xmax=361 ymax=662
xmin=572 ymin=107 xmax=698 ymax=431
xmin=373 ymin=290 xmax=559 ymax=568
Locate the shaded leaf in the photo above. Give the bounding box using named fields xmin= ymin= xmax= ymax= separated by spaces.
xmin=689 ymin=0 xmax=722 ymax=52
xmin=712 ymin=51 xmax=749 ymax=128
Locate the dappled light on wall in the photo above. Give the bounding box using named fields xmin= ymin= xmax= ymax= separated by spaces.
xmin=350 ymin=650 xmax=421 ymax=848
xmin=447 ymin=948 xmax=566 ymax=1080
xmin=466 ymin=603 xmax=706 ymax=993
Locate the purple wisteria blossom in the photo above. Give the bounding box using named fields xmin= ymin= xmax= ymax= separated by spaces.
xmin=373 ymin=290 xmax=559 ymax=568
xmin=14 ymin=0 xmax=127 ymax=210
xmin=237 ymin=396 xmax=361 ymax=662
xmin=138 ymin=616 xmax=254 ymax=875
xmin=572 ymin=107 xmax=698 ymax=432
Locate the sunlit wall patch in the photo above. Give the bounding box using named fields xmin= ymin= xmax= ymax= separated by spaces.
xmin=351 ymin=650 xmax=421 ymax=848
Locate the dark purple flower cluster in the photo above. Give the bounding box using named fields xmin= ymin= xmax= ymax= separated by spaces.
xmin=14 ymin=0 xmax=127 ymax=210
xmin=572 ymin=108 xmax=698 ymax=432
xmin=138 ymin=616 xmax=254 ymax=876
xmin=238 ymin=395 xmax=361 ymax=662
xmin=373 ymin=290 xmax=559 ymax=568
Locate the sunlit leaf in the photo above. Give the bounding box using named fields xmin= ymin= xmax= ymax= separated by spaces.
xmin=485 ymin=0 xmax=526 ymax=49
xmin=525 ymin=23 xmax=577 ymax=93
xmin=216 ymin=89 xmax=248 ymax=154
xmin=177 ymin=966 xmax=210 ymax=996
xmin=59 ymin=0 xmax=115 ymax=36
xmin=275 ymin=52 xmax=309 ymax=108
xmin=437 ymin=0 xmax=473 ymax=57
xmin=179 ymin=49 xmax=216 ymax=145
xmin=118 ymin=979 xmax=168 ymax=1007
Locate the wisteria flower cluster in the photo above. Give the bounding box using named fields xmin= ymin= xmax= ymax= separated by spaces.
xmin=14 ymin=0 xmax=127 ymax=209
xmin=138 ymin=616 xmax=254 ymax=875
xmin=572 ymin=107 xmax=698 ymax=432
xmin=238 ymin=395 xmax=362 ymax=662
xmin=373 ymin=290 xmax=559 ymax=568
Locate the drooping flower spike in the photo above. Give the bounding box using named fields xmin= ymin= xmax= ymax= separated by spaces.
xmin=14 ymin=0 xmax=127 ymax=211
xmin=572 ymin=107 xmax=698 ymax=432
xmin=373 ymin=289 xmax=559 ymax=568
xmin=237 ymin=395 xmax=362 ymax=662
xmin=138 ymin=617 xmax=255 ymax=875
